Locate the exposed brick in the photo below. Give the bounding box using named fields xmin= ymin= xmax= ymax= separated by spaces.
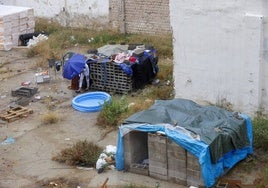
xmin=109 ymin=0 xmax=171 ymax=34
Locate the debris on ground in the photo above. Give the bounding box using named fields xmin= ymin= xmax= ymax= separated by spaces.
xmin=1 ymin=137 xmax=15 ymax=145
xmin=0 ymin=105 xmax=33 ymax=122
xmin=101 ymin=177 xmax=109 ymax=188
xmin=11 ymin=87 xmax=38 ymax=98
xmin=96 ymin=145 xmax=116 ymax=173
xmin=217 ymin=179 xmax=255 ymax=188
xmin=27 ymin=33 xmax=48 ymax=48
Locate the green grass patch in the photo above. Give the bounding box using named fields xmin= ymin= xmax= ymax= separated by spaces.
xmin=29 ymin=18 xmax=172 ymax=68
xmin=97 ymin=96 xmax=129 ymax=127
xmin=252 ymin=118 xmax=268 ymax=151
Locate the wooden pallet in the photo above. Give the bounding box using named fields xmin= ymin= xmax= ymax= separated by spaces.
xmin=0 ymin=106 xmax=33 ymax=122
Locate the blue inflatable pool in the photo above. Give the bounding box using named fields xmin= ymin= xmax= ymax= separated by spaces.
xmin=72 ymin=91 xmax=111 ymax=112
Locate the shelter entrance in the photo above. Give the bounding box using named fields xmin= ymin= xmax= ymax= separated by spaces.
xmin=123 ymin=131 xmax=204 ymax=186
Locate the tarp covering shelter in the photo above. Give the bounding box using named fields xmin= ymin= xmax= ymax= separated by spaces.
xmin=115 ymin=98 xmax=253 ymax=187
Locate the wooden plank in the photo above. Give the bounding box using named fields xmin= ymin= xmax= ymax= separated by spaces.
xmin=0 ymin=106 xmax=33 ymax=122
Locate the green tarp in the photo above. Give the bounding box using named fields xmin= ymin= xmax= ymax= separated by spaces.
xmin=123 ymin=98 xmax=249 ymax=163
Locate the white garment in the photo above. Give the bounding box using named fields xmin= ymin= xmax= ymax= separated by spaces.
xmin=78 ymin=63 xmax=90 ymax=89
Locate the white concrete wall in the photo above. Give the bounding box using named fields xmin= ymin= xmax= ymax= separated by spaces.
xmin=0 ymin=0 xmax=109 ymax=27
xmin=170 ymin=0 xmax=268 ymax=117
xmin=261 ymin=1 xmax=268 ymax=115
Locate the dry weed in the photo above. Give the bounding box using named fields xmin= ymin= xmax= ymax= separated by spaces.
xmin=41 ymin=111 xmax=61 ymax=124
xmin=35 ymin=177 xmax=80 ymax=188
xmin=52 ymin=140 xmax=102 ymax=167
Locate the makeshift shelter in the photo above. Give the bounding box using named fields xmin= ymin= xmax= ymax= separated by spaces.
xmin=115 ymin=98 xmax=253 ymax=187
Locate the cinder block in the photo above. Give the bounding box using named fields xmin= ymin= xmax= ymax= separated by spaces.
xmin=150 ymin=160 xmax=167 ymax=170
xmin=123 ymin=131 xmax=205 ymax=187
xmin=149 ymin=171 xmax=168 ymax=180
xmin=186 ymin=152 xmax=205 ymax=187
xmin=167 ymin=138 xmax=187 ymax=185
xmin=129 ymin=163 xmax=149 ymax=176
xmin=148 ymin=133 xmax=168 ymax=180
xmin=187 ymin=152 xmax=201 ymax=171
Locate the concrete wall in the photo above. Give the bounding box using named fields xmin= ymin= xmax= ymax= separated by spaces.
xmin=0 ymin=0 xmax=171 ymax=34
xmin=0 ymin=0 xmax=109 ymax=28
xmin=170 ymin=0 xmax=268 ymax=117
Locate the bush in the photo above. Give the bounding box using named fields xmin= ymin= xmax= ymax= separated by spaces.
xmin=52 ymin=140 xmax=103 ymax=167
xmin=252 ymin=118 xmax=268 ymax=151
xmin=36 ymin=177 xmax=80 ymax=188
xmin=97 ymin=96 xmax=129 ymax=127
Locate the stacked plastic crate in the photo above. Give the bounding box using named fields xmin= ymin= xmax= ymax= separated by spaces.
xmin=89 ymin=60 xmax=132 ymax=94
xmin=0 ymin=5 xmax=35 ymax=50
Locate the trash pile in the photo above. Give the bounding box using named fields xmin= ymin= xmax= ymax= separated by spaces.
xmin=19 ymin=32 xmax=48 ymax=47
xmin=96 ymin=145 xmax=116 ymax=173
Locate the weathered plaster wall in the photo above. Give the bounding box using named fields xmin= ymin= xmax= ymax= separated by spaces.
xmin=170 ymin=0 xmax=267 ymax=117
xmin=0 ymin=0 xmax=109 ymax=28
xmin=261 ymin=1 xmax=268 ymax=115
xmin=0 ymin=0 xmax=171 ymax=34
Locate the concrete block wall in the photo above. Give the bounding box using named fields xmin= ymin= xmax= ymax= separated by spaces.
xmin=109 ymin=0 xmax=171 ymax=34
xmin=124 ymin=131 xmax=205 ymax=187
xmin=0 ymin=5 xmax=34 ymax=50
xmin=186 ymin=152 xmax=205 ymax=187
xmin=148 ymin=133 xmax=168 ymax=180
xmin=167 ymin=138 xmax=187 ymax=185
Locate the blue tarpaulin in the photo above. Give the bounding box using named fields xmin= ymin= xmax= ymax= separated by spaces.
xmin=115 ymin=98 xmax=253 ymax=188
xmin=62 ymin=53 xmax=86 ymax=80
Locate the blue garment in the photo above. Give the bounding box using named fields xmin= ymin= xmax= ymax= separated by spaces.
xmin=118 ymin=63 xmax=133 ymax=76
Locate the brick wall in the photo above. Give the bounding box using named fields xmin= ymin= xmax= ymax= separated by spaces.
xmin=109 ymin=0 xmax=171 ymax=34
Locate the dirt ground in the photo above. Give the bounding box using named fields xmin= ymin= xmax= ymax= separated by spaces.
xmin=0 ymin=47 xmax=262 ymax=188
xmin=0 ymin=47 xmax=188 ymax=188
